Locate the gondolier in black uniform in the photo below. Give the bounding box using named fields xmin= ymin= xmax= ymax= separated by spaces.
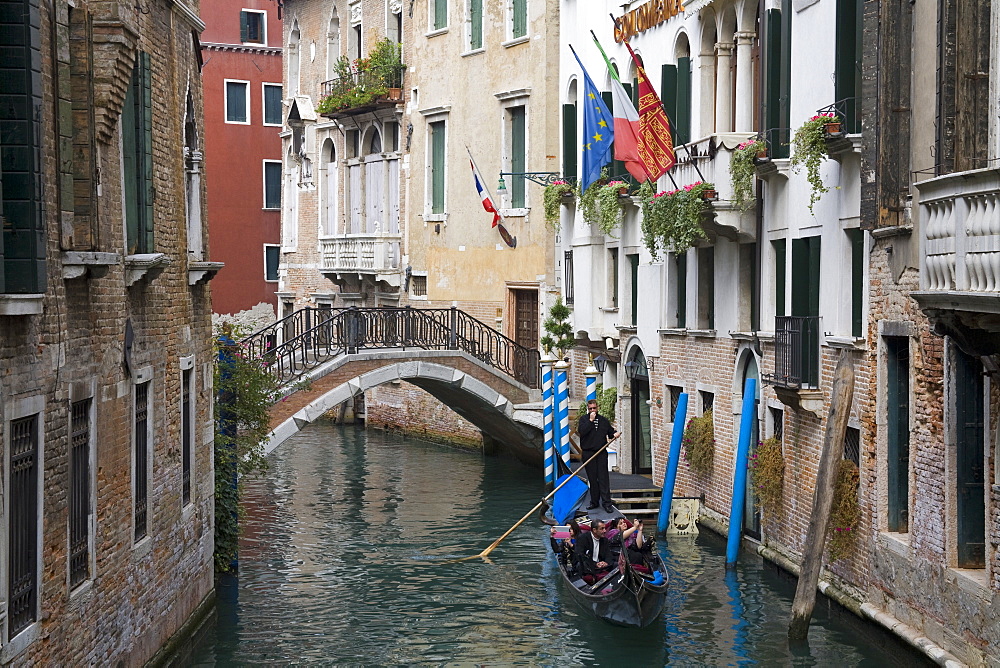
xmin=577 ymin=399 xmax=620 ymax=513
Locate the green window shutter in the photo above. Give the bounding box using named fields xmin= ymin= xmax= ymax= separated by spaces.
xmin=562 ymin=103 xmax=577 ymax=180
xmin=675 ymin=253 xmax=686 ymax=328
xmin=602 ymin=90 xmax=624 ymax=179
xmin=628 ymin=253 xmax=639 ymax=326
xmin=122 ymin=68 xmax=140 ymax=254
xmin=264 ymin=245 xmax=280 ymax=281
xmin=772 ymin=239 xmax=786 ymax=317
xmin=470 ymin=0 xmax=482 ymax=49
xmin=630 ymin=78 xmax=639 ymax=112
xmin=140 ymin=52 xmax=153 ymax=254
xmin=763 ymin=10 xmax=788 ymax=158
xmin=675 ymin=56 xmax=691 ymax=145
xmin=511 ymin=107 xmax=526 ymax=208
xmin=431 ymin=121 xmax=445 ymax=213
xmin=848 ymin=229 xmax=864 ymax=337
xmin=434 ymin=0 xmax=447 ymax=30
xmin=240 ymin=11 xmax=248 ymax=42
xmin=885 ymin=335 xmax=910 ymax=533
xmin=512 ymin=0 xmax=526 ymax=38
xmin=264 ymin=85 xmax=283 ymax=125
xmin=661 ymin=64 xmax=677 ymax=142
xmin=779 ymin=0 xmax=792 ymax=157
xmin=790 ymin=238 xmax=808 ymax=316
xmin=835 ymin=0 xmax=862 ymax=133
xmin=264 ymin=162 xmax=281 ymax=208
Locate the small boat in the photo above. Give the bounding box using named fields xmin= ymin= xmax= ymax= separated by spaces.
xmin=552 ymin=534 xmax=669 ymax=627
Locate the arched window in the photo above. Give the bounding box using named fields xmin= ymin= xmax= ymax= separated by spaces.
xmin=289 ymin=21 xmax=301 ymax=96
xmin=184 ymin=90 xmax=203 ymax=258
xmin=321 ymin=139 xmax=338 ymax=236
xmin=326 ymin=10 xmax=340 ymax=80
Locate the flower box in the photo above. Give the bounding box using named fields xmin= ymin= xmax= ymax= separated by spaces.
xmin=700 ymin=188 xmax=718 ymax=201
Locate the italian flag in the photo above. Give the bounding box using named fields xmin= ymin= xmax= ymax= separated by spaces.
xmin=592 ymin=35 xmax=650 ymax=183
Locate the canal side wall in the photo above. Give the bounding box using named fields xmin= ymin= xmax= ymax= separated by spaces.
xmin=366 ymin=383 xmax=484 ymax=450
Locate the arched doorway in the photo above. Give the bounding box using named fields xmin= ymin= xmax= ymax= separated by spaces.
xmin=740 ymin=353 xmax=761 ymax=538
xmin=627 ymin=348 xmax=652 ymax=475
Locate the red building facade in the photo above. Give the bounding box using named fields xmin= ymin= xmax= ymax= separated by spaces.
xmin=202 ymin=0 xmax=283 ymax=315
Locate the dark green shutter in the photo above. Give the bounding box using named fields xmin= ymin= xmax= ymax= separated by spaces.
xmin=630 ymin=78 xmax=639 ymax=112
xmin=602 ymin=91 xmax=623 ymax=179
xmin=661 ymin=64 xmax=677 ymax=142
xmin=835 ymin=0 xmax=862 ymax=133
xmin=675 ymin=56 xmax=691 ymax=145
xmin=264 ymin=162 xmax=281 ymax=208
xmin=763 ymin=10 xmax=789 ymax=158
xmin=512 ymin=0 xmax=526 ymax=38
xmin=779 ymin=0 xmax=792 ymax=156
xmin=955 ymin=348 xmax=985 ymax=568
xmin=140 ymin=52 xmax=153 ymax=254
xmin=434 ymin=0 xmax=447 ymax=29
xmin=240 ymin=11 xmax=249 ymax=42
xmin=122 ymin=68 xmax=140 ymax=254
xmin=773 ymin=239 xmax=786 ymax=317
xmin=431 ymin=121 xmax=445 ymax=213
xmin=885 ymin=336 xmax=909 ymax=533
xmin=629 ymin=253 xmax=639 ymax=326
xmin=511 ymin=107 xmax=526 ymax=208
xmin=470 ymin=0 xmax=482 ymax=49
xmin=849 ymin=229 xmax=864 ymax=337
xmin=675 ymin=253 xmax=686 ymax=327
xmin=562 ymin=103 xmax=577 ymax=180
xmin=265 ymin=245 xmax=279 ymax=281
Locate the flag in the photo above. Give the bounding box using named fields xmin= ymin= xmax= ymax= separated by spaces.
xmin=571 ymin=49 xmax=614 ymax=192
xmin=469 ymin=157 xmax=500 ymax=228
xmin=591 ymin=35 xmax=649 ymax=183
xmin=623 ymin=39 xmax=676 ymax=180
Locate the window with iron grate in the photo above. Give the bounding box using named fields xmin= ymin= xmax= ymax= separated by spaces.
xmin=8 ymin=414 xmax=39 ymax=636
xmin=134 ymin=381 xmax=150 ymax=542
xmin=70 ymin=399 xmax=92 ymax=589
xmin=843 ymin=425 xmax=860 ymax=466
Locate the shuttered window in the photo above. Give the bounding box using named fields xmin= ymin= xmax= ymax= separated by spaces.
xmin=123 ymin=52 xmax=154 ymax=255
xmin=433 ymin=0 xmax=447 ymax=30
xmin=661 ymin=64 xmax=677 ymax=142
xmin=264 ymin=245 xmax=280 ymax=281
xmin=430 ymin=121 xmax=446 ymax=213
xmin=264 ymin=161 xmax=282 ymax=209
xmin=834 ymin=0 xmax=862 ymax=133
xmin=512 ymin=0 xmax=527 ymax=38
xmin=848 ymin=229 xmax=864 ymax=337
xmin=562 ymin=103 xmax=577 ymax=179
xmin=772 ymin=239 xmax=786 ymax=317
xmin=762 ymin=8 xmax=790 ymax=158
xmin=675 ymin=57 xmax=691 ymax=145
xmin=469 ymin=0 xmax=482 ymax=49
xmin=697 ymin=247 xmax=714 ymax=330
xmin=240 ymin=10 xmax=265 ymax=44
xmin=263 ymin=83 xmax=283 ymax=125
xmin=510 ymin=106 xmax=526 ymax=208
xmin=674 ymin=252 xmax=686 ymax=327
xmin=225 ymin=80 xmax=249 ymax=124
xmin=885 ymin=336 xmax=909 ymax=533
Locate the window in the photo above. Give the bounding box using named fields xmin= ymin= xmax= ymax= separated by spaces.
xmin=263 ymin=83 xmax=283 ymax=126
xmin=697 ymin=247 xmax=714 ymax=330
xmin=848 ymin=229 xmax=864 ymax=337
xmin=885 ymin=336 xmax=909 ymax=533
xmin=432 ymin=0 xmax=448 ymax=30
xmin=608 ymin=248 xmax=619 ymax=309
xmin=562 ymin=100 xmax=577 ymax=180
xmin=834 ymin=0 xmax=861 ymax=133
xmin=769 ymin=406 xmax=784 ymax=441
xmin=674 ymin=252 xmax=686 ymax=327
xmin=668 ymin=385 xmax=683 ymax=422
xmin=411 ymin=274 xmax=428 ymax=296
xmin=181 ymin=367 xmax=193 ymax=507
xmin=843 ymin=426 xmax=860 ymax=466
xmin=508 ymin=105 xmax=526 ymax=208
xmin=468 ymin=0 xmax=483 ymax=50
xmin=511 ymin=0 xmax=527 ymax=39
xmin=240 ymin=9 xmax=266 ymax=44
xmin=123 ymin=52 xmax=154 ymax=255
xmin=953 ymin=344 xmax=985 ymax=568
xmin=264 ymin=244 xmax=280 ymax=281
xmin=661 ymin=53 xmax=692 ymax=145
xmin=7 ymin=414 xmax=39 ymax=637
xmin=429 ymin=120 xmax=446 ymax=214
xmin=772 ymin=239 xmax=786 ymax=317
xmin=134 ymin=380 xmax=150 ymax=542
xmin=564 ymin=250 xmax=574 ymax=304
xmin=762 ymin=0 xmax=791 ymax=158
xmin=263 ymin=160 xmax=281 ymax=209
xmin=0 ymin=0 xmax=45 ymax=294
xmin=70 ymin=399 xmax=92 ymax=589
xmin=225 ymin=80 xmax=250 ymax=124
xmin=700 ymin=391 xmax=715 ymax=415
xmin=628 ymin=253 xmax=639 ymax=326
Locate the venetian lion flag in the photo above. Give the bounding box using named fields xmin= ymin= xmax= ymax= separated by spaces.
xmin=591 ymin=34 xmax=649 ymax=183
xmin=623 ymin=39 xmax=676 ymax=179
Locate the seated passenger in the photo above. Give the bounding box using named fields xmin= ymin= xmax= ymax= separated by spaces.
xmin=574 ymin=519 xmax=613 ymax=577
xmin=607 ymin=517 xmax=652 ymax=567
xmin=551 ymin=521 xmax=584 ymax=573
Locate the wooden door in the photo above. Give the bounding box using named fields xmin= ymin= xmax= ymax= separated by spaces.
xmin=513 ymin=290 xmax=538 ymax=349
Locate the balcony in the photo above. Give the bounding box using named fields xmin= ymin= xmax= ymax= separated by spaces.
xmin=317 ymin=67 xmax=404 ymax=119
xmin=763 ymin=315 xmax=824 ymax=416
xmin=913 ymin=167 xmax=1000 ymax=356
xmin=668 ymin=133 xmax=757 ymax=242
xmin=319 ymin=233 xmax=402 ymax=287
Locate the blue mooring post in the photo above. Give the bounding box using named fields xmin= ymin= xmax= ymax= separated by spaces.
xmin=554 ymin=360 xmax=571 ymax=467
xmin=657 ymin=393 xmax=689 ymax=535
xmin=540 ymin=353 xmax=556 ymax=488
xmin=726 ymin=378 xmax=757 ymax=568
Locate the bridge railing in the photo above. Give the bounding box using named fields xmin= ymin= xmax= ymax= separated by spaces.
xmin=241 ymin=306 xmax=540 ymax=388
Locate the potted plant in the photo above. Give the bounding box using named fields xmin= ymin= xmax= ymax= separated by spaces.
xmin=638 ymin=180 xmax=714 ymax=259
xmin=790 ymin=113 xmax=837 ymax=213
xmin=543 ymin=180 xmax=576 ymax=229
xmin=368 ymin=38 xmax=405 ymax=95
xmin=730 ymin=138 xmax=764 ymax=211
xmin=581 ymin=172 xmax=627 ymax=236
xmin=540 ymin=297 xmax=575 ymax=359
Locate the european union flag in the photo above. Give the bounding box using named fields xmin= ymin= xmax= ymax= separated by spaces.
xmin=572 ymin=50 xmax=614 ymax=192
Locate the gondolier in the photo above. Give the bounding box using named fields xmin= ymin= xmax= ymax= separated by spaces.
xmin=577 ymin=399 xmax=620 ymax=513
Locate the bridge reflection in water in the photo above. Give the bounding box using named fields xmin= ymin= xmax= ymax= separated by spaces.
xmin=187 ymin=424 xmax=930 ymax=667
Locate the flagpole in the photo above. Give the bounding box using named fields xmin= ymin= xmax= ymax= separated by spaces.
xmin=465 ymin=145 xmax=506 ymax=228
xmin=599 ymin=22 xmax=708 ymax=186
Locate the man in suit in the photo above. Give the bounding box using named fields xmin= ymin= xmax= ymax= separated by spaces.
xmin=577 ymin=399 xmax=620 ymax=513
xmin=574 ymin=519 xmax=613 ymax=576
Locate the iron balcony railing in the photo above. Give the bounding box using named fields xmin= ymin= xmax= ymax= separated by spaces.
xmin=241 ymin=306 xmax=540 ymax=389
xmin=764 ymin=315 xmax=821 ymax=389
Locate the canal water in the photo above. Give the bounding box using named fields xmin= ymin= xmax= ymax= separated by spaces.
xmin=188 ymin=422 xmax=929 ymax=667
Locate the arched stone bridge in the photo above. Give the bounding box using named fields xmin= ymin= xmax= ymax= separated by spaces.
xmin=247 ymin=308 xmax=545 ymax=462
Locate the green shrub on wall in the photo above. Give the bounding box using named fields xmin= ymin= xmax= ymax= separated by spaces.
xmin=749 ymin=436 xmax=784 ymax=514
xmin=827 ymin=459 xmax=861 ymax=562
xmin=682 ymin=411 xmax=714 ymax=476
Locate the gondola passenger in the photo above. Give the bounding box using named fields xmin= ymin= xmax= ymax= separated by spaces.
xmin=574 ymin=519 xmax=613 ymax=580
xmin=607 ymin=517 xmax=653 ymax=570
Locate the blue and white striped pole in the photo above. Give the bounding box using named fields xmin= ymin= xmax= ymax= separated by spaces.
xmin=540 ymin=351 xmax=556 ymax=487
xmin=554 ymin=359 xmax=571 ymax=467
xmin=584 ymin=357 xmax=599 ymax=405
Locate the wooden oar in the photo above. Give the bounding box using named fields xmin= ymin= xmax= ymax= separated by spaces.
xmin=448 ymin=434 xmax=622 ymax=563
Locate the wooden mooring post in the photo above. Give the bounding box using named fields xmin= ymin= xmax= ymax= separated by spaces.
xmin=788 ymin=351 xmax=855 ymax=641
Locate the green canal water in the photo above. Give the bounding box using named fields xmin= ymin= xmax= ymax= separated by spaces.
xmin=187 ymin=422 xmax=930 ymax=667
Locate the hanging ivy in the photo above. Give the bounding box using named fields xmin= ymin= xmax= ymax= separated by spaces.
xmin=827 ymin=459 xmax=861 ymax=562
xmin=749 ymin=436 xmax=785 ymax=515
xmin=790 ymin=113 xmax=838 ymax=214
xmin=682 ymin=411 xmax=715 ymax=476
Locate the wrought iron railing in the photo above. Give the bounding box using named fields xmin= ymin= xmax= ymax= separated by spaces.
xmin=816 ymin=97 xmax=860 ymax=135
xmin=241 ymin=306 xmax=540 ymax=389
xmin=763 ymin=315 xmax=821 ymax=389
xmin=319 ymin=67 xmax=404 ymax=115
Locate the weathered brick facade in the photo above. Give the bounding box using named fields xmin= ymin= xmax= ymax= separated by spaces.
xmin=0 ymin=0 xmax=215 ymax=663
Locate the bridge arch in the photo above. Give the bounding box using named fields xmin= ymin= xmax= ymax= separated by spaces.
xmin=266 ymin=351 xmax=544 ymax=464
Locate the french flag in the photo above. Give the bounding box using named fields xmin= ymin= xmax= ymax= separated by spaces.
xmin=470 ymin=159 xmax=501 ymax=228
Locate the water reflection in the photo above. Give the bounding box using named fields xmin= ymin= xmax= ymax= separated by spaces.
xmin=189 ymin=423 xmax=930 ymax=667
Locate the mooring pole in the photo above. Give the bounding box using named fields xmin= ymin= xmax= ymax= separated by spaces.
xmin=657 ymin=392 xmax=689 ymax=535
xmin=554 ymin=359 xmax=571 ymax=467
xmin=540 ymin=351 xmax=556 ymax=489
xmin=788 ymin=351 xmax=856 ymax=641
xmin=726 ymin=378 xmax=757 ymax=567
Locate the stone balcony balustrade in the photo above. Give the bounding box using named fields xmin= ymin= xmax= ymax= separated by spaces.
xmin=667 ymin=132 xmax=757 ymax=242
xmin=319 ymin=233 xmax=402 ymax=287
